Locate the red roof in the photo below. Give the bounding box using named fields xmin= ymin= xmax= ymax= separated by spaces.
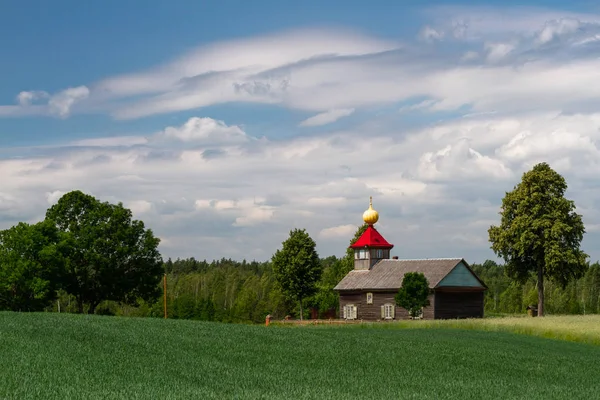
xmin=349 ymin=225 xmax=394 ymax=249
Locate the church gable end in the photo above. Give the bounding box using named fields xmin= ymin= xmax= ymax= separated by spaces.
xmin=436 ymin=261 xmax=486 ymax=289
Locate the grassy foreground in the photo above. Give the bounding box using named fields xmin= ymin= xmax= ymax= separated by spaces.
xmin=2 ymin=313 xmax=600 ymax=399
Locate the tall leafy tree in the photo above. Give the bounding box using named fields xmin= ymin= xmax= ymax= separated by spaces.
xmin=395 ymin=272 xmax=430 ymax=318
xmin=488 ymin=162 xmax=588 ymax=316
xmin=0 ymin=221 xmax=64 ymax=311
xmin=271 ymin=228 xmax=321 ymax=320
xmin=45 ymin=190 xmax=164 ymax=314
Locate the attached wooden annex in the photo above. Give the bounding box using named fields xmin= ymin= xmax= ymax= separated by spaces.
xmin=333 ymin=198 xmax=487 ymax=321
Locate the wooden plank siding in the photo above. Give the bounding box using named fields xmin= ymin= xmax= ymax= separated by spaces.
xmin=339 ymin=291 xmax=435 ymax=321
xmin=339 ymin=290 xmax=485 ymax=320
xmin=434 ymin=290 xmax=484 ymax=319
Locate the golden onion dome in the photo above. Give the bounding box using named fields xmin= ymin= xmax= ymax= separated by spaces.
xmin=362 ymin=196 xmax=379 ymax=225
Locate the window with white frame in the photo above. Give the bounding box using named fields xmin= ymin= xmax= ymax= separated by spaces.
xmin=343 ymin=304 xmax=357 ymax=320
xmin=376 ymin=249 xmax=383 ymax=258
xmin=382 ymin=303 xmax=395 ymax=320
xmin=366 ymin=292 xmax=373 ymax=304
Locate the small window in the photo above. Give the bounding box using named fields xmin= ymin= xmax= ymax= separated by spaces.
xmin=343 ymin=304 xmax=357 ymax=320
xmin=376 ymin=249 xmax=383 ymax=258
xmin=366 ymin=292 xmax=373 ymax=304
xmin=381 ymin=303 xmax=395 ymax=320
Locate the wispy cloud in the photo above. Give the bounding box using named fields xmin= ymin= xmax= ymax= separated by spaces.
xmin=299 ymin=108 xmax=355 ymax=127
xmin=4 ymin=9 xmax=600 ymax=121
xmin=4 ymin=5 xmax=600 ymax=261
xmin=17 ymin=90 xmax=49 ymax=106
xmin=1 ymin=86 xmax=89 ymax=118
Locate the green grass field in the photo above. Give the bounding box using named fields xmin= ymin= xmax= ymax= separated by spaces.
xmin=1 ymin=313 xmax=599 ymax=399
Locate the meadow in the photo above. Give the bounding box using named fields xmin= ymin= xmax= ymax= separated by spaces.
xmin=280 ymin=314 xmax=600 ymax=346
xmin=1 ymin=312 xmax=599 ymax=399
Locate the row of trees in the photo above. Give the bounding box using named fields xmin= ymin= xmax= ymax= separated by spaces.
xmin=0 ymin=162 xmax=595 ymax=320
xmin=471 ymin=260 xmax=600 ymax=315
xmin=61 ymin=254 xmax=599 ymax=322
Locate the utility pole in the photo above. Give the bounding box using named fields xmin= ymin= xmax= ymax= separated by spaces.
xmin=163 ymin=273 xmax=168 ymax=319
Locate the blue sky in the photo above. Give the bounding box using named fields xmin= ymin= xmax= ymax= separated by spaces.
xmin=2 ymin=0 xmax=600 ymax=263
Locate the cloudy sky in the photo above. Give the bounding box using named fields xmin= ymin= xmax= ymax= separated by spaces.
xmin=2 ymin=0 xmax=600 ymax=263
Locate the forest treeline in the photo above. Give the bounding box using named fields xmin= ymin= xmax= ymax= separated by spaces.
xmin=4 ymin=164 xmax=600 ymax=322
xmin=48 ymin=256 xmax=600 ymax=322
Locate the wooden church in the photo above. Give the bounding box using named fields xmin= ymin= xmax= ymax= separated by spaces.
xmin=334 ymin=198 xmax=487 ymax=320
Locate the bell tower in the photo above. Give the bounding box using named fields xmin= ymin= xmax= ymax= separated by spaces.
xmin=349 ymin=197 xmax=394 ymax=270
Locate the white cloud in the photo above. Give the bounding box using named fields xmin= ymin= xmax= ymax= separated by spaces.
xmin=0 ymin=192 xmax=19 ymax=212
xmin=96 ymin=28 xmax=397 ymax=96
xmin=17 ymin=90 xmax=49 ymax=106
xmin=420 ymin=5 xmax=600 ymax=39
xmin=3 ymin=111 xmax=600 ymax=262
xmin=417 ymin=139 xmax=512 ymax=181
xmin=193 ymin=197 xmax=275 ymax=227
xmin=0 ymin=105 xmax=47 ymax=117
xmin=194 ymin=199 xmax=212 ymax=209
xmin=306 ymin=197 xmax=346 ymax=206
xmin=4 ymin=9 xmax=600 ymax=121
xmin=319 ymin=224 xmax=357 ymax=239
xmin=461 ymin=51 xmax=479 ymax=61
xmin=214 ymin=200 xmax=238 ymax=210
xmin=158 ymin=117 xmax=248 ymax=144
xmin=127 ymin=200 xmax=152 ymax=215
xmin=0 ymin=87 xmax=89 ymax=119
xmin=45 ymin=190 xmax=65 ymax=205
xmin=48 ymin=86 xmax=90 ymax=118
xmin=484 ymin=42 xmax=516 ymax=62
xmin=5 ymin=5 xmax=600 ymax=263
xmin=299 ymin=108 xmax=355 ymax=127
xmin=71 ymin=136 xmax=149 ymax=147
xmin=497 ymin=129 xmax=599 ymax=162
xmin=419 ymin=25 xmax=445 ymax=41
xmin=535 ymin=18 xmax=583 ymax=45
xmin=233 ymin=205 xmax=275 ymax=227
xmin=398 ymin=99 xmax=439 ymax=113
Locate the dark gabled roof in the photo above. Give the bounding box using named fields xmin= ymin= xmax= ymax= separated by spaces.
xmin=333 ymin=258 xmax=475 ymax=291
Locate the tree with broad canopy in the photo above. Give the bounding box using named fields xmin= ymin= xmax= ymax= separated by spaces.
xmin=45 ymin=190 xmax=164 ymax=314
xmin=0 ymin=221 xmax=64 ymax=311
xmin=488 ymin=162 xmax=588 ymax=317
